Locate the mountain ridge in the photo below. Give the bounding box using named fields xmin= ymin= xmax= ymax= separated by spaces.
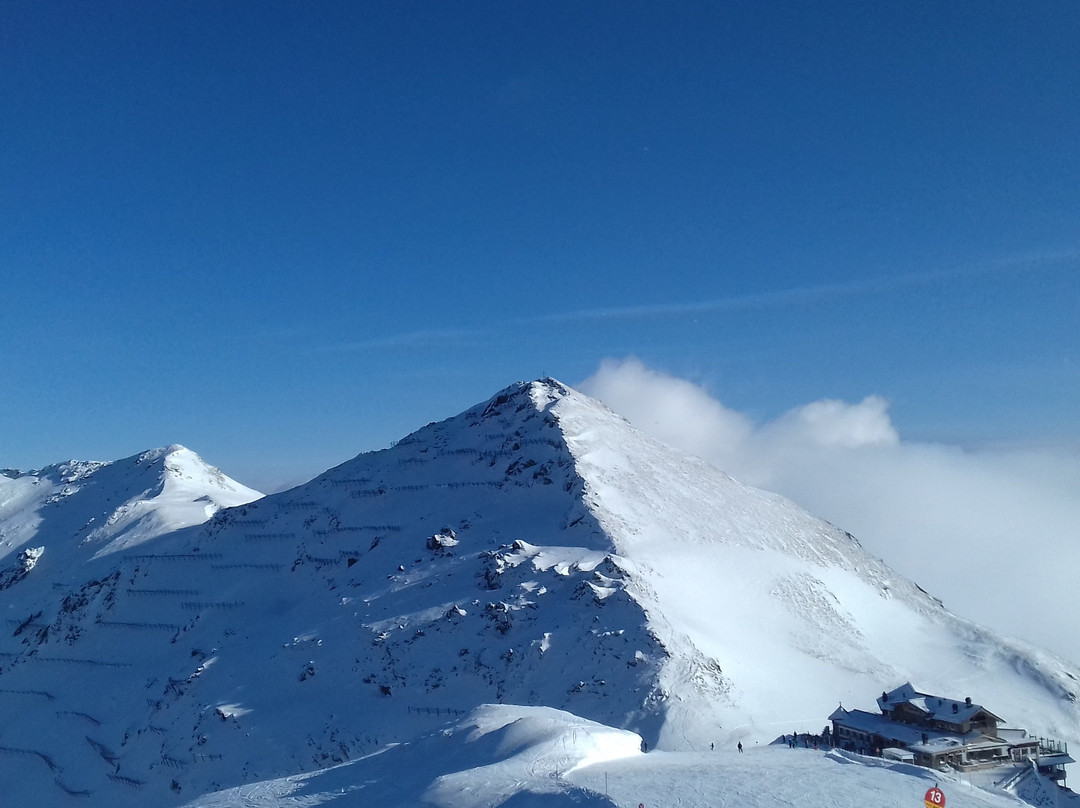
xmin=1 ymin=378 xmax=1078 ymax=807
xmin=0 ymin=444 xmax=263 ymax=565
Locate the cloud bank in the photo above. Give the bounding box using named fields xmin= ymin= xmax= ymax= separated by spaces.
xmin=580 ymin=358 xmax=1080 ymax=666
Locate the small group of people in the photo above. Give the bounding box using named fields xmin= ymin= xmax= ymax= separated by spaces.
xmin=787 ymin=731 xmax=821 ymax=750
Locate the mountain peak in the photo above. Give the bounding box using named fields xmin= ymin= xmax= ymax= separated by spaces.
xmin=468 ymin=377 xmax=573 ymax=421
xmin=0 ymin=445 xmax=262 ymax=563
xmin=3 ymin=380 xmax=1080 ymax=807
xmin=133 ymin=443 xmax=190 ymax=466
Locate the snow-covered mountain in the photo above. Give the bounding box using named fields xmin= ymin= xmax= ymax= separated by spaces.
xmin=0 ymin=445 xmax=263 ymax=563
xmin=1 ymin=380 xmax=1078 ymax=807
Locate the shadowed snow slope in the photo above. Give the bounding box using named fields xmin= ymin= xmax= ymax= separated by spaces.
xmin=1 ymin=380 xmax=1078 ymax=808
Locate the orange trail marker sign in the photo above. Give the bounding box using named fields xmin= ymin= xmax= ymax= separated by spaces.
xmin=925 ymin=786 xmax=946 ymax=808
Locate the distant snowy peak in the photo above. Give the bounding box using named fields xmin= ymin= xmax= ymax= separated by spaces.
xmin=51 ymin=444 xmax=261 ymax=505
xmin=80 ymin=444 xmax=264 ymax=557
xmin=139 ymin=444 xmax=261 ymax=501
xmin=0 ymin=445 xmax=262 ymax=561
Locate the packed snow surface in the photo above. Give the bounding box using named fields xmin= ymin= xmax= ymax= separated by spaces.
xmin=180 ymin=704 xmax=1067 ymax=808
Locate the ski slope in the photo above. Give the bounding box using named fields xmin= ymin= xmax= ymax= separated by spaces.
xmin=181 ymin=704 xmax=1067 ymax=808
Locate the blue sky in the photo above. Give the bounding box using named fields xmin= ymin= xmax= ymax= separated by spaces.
xmin=2 ymin=1 xmax=1078 ymax=492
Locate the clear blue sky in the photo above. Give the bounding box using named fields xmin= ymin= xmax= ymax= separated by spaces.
xmin=2 ymin=1 xmax=1077 ymax=491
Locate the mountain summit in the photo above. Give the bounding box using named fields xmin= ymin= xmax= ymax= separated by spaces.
xmin=0 ymin=444 xmax=263 ymax=563
xmin=1 ymin=379 xmax=1078 ymax=806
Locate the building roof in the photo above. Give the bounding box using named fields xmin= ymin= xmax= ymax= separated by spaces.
xmin=997 ymin=728 xmax=1033 ymax=743
xmin=883 ymin=747 xmax=915 ymax=762
xmin=1038 ymin=752 xmax=1076 ymax=766
xmin=831 ymin=706 xmax=1007 ymax=758
xmin=831 ymin=707 xmax=935 ymax=746
xmin=877 ymin=682 xmax=1004 ymax=725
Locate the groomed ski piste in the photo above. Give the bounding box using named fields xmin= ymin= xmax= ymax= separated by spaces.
xmin=182 ymin=703 xmax=1073 ymax=808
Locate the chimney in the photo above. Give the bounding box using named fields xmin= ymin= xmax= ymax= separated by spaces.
xmin=965 ymin=696 xmax=972 ymax=706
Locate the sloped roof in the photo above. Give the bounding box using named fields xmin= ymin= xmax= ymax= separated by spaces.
xmin=832 ymin=708 xmax=1007 ymax=758
xmin=832 ymin=708 xmax=930 ymax=746
xmin=877 ymin=682 xmax=1004 ymax=725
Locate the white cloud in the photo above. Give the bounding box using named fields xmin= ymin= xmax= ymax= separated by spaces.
xmin=579 ymin=357 xmax=1080 ymax=666
xmin=763 ymin=396 xmax=899 ymax=449
xmin=583 ymin=359 xmax=754 ymax=454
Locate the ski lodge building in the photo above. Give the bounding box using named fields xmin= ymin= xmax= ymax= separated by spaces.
xmin=829 ymin=683 xmax=1072 ymax=782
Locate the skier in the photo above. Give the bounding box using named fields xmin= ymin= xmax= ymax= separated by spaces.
xmin=738 ymin=742 xmax=743 ymax=753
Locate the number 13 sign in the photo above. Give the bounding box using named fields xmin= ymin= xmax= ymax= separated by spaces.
xmin=925 ymin=787 xmax=946 ymax=808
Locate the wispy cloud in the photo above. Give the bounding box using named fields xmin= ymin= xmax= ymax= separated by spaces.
xmin=532 ymin=249 xmax=1079 ymax=325
xmin=579 ymin=357 xmax=1080 ymax=665
xmin=304 ymin=248 xmax=1078 ymax=351
xmin=313 ymin=326 xmax=487 ymax=353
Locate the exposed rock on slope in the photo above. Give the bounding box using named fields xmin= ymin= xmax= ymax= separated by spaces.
xmin=0 ymin=380 xmax=1077 ymax=807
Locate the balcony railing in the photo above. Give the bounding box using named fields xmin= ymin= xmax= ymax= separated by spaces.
xmin=1036 ymin=738 xmax=1068 ymax=755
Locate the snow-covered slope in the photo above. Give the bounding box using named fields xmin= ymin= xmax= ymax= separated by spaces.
xmin=1 ymin=380 xmax=1078 ymax=808
xmin=551 ymin=384 xmax=1080 ymax=747
xmin=181 ymin=703 xmax=1062 ymax=808
xmin=0 ymin=445 xmax=264 ymax=562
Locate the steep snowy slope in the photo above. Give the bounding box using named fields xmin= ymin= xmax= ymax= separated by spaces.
xmin=0 ymin=380 xmax=1077 ymax=808
xmin=0 ymin=445 xmax=263 ymax=562
xmin=549 ymin=383 xmax=1080 ymax=747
